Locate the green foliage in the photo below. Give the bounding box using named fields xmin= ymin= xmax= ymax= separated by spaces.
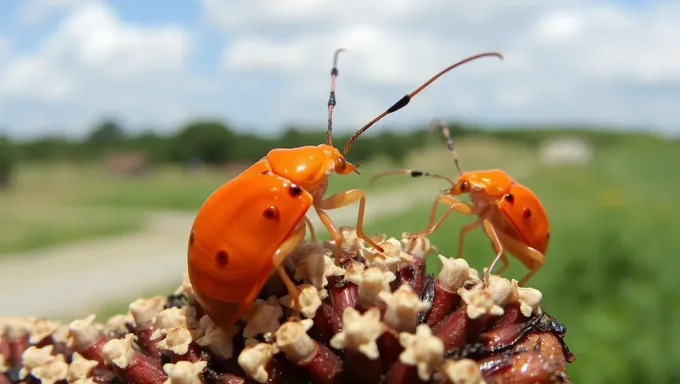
xmin=87 ymin=118 xmax=126 ymax=145
xmin=169 ymin=120 xmax=237 ymax=165
xmin=0 ymin=135 xmax=16 ymax=189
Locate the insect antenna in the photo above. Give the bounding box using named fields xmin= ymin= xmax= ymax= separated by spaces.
xmin=343 ymin=51 xmax=503 ymax=155
xmin=370 ymin=169 xmax=456 ymax=187
xmin=430 ymin=118 xmax=464 ymax=176
xmin=326 ymin=48 xmax=345 ymax=147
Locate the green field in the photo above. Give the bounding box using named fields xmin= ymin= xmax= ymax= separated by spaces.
xmin=4 ymin=136 xmax=680 ymax=383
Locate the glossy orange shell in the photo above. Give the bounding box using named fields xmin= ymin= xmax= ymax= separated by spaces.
xmin=496 ymin=183 xmax=550 ymax=254
xmin=458 ymin=169 xmax=516 ymax=197
xmin=187 ymin=172 xmax=313 ymax=324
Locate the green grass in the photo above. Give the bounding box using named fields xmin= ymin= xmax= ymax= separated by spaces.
xmin=0 ymin=205 xmax=143 ymax=254
xmin=353 ymin=140 xmax=680 ymax=384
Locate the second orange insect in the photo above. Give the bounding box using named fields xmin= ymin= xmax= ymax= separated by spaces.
xmin=372 ymin=119 xmax=550 ymax=287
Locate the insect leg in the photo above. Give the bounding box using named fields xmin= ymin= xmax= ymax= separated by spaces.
xmin=405 ymin=194 xmax=474 ymax=240
xmin=456 ymin=218 xmax=484 ymax=260
xmin=313 ymin=207 xmax=344 ymax=263
xmin=495 ymin=231 xmax=545 ymax=287
xmin=302 ymin=215 xmax=317 ymax=243
xmin=315 ymin=189 xmax=386 ymax=261
xmin=481 ymin=219 xmax=507 ymax=286
xmin=272 ymin=222 xmax=307 ymax=318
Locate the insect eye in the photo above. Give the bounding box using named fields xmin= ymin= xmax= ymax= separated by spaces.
xmin=459 ymin=180 xmax=471 ymax=192
xmin=263 ymin=205 xmax=280 ymax=220
xmin=336 ymin=157 xmax=347 ymax=172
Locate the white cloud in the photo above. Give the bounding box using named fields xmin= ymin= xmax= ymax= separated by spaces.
xmin=207 ymin=0 xmax=680 ymax=133
xmin=17 ymin=0 xmax=87 ymax=25
xmin=0 ymin=1 xmax=202 ymax=137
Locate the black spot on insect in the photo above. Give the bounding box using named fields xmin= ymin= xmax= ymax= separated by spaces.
xmin=261 ymin=170 xmax=271 ymax=175
xmin=523 ymin=208 xmax=532 ymax=218
xmin=289 ymin=184 xmax=303 ymax=196
xmin=505 ymin=193 xmax=514 ymax=203
xmin=189 ymin=231 xmax=195 ymax=245
xmin=215 ymin=250 xmax=229 ymax=266
xmin=263 ymin=206 xmax=280 ymax=220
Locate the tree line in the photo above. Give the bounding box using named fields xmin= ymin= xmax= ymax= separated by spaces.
xmin=0 ymin=117 xmax=671 ymax=188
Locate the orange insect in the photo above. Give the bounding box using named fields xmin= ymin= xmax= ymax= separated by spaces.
xmin=187 ymin=49 xmax=504 ymax=329
xmin=371 ymin=119 xmax=549 ymax=287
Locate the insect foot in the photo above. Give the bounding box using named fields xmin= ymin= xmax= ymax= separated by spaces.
xmin=1 ymin=229 xmax=575 ymax=384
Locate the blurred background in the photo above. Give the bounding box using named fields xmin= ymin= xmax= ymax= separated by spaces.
xmin=1 ymin=1 xmax=679 ymax=382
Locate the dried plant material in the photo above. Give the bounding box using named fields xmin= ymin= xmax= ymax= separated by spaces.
xmin=68 ymin=314 xmax=101 ymax=350
xmin=162 ymin=360 xmax=207 ymax=384
xmin=459 ymin=288 xmax=504 ymax=320
xmin=442 ymin=358 xmax=486 ymax=384
xmin=280 ymin=285 xmax=324 ymax=319
xmin=292 ymin=243 xmax=345 ymax=288
xmin=27 ymin=318 xmax=58 ymax=345
xmin=5 ymin=317 xmax=30 ymax=341
xmin=194 ymin=318 xmax=238 ymax=360
xmin=129 ymin=296 xmax=167 ymax=327
xmin=483 ymin=274 xmax=514 ymax=309
xmin=103 ymin=333 xmax=167 ymax=383
xmin=102 ymin=333 xmax=137 ymax=368
xmin=19 ymin=345 xmax=54 ymax=379
xmin=0 ymin=228 xmax=574 ymax=384
xmin=362 ymin=237 xmax=414 ymax=273
xmin=66 ymin=352 xmax=98 ymax=382
xmin=156 ymin=328 xmax=193 ymax=355
xmin=241 ymin=296 xmax=284 ymax=338
xmin=401 ymin=234 xmax=439 ymax=259
xmin=380 ymin=284 xmax=432 ymax=333
xmin=324 ymin=226 xmax=363 ymax=263
xmin=174 ymin=273 xmax=195 ymax=298
xmin=330 ymin=307 xmax=386 ymax=359
xmin=237 ymin=341 xmax=276 ymax=383
xmin=30 ymin=354 xmax=68 ymax=384
xmin=274 ymin=319 xmax=315 ymax=363
xmin=398 ymin=324 xmax=444 ymax=381
xmin=105 ymin=314 xmax=132 ymax=335
xmin=348 ymin=267 xmax=396 ymax=308
xmin=151 ymin=307 xmax=196 ymax=341
xmin=438 ymin=255 xmax=479 ymax=291
xmin=515 ymin=282 xmax=544 ymax=317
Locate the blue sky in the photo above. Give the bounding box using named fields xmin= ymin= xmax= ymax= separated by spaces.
xmin=0 ymin=0 xmax=678 ymax=139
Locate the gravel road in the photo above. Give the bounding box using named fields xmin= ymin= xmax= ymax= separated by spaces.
xmin=0 ymin=180 xmax=444 ymax=319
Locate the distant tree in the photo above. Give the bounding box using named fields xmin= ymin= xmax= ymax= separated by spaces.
xmin=376 ymin=130 xmax=408 ymax=165
xmin=18 ymin=136 xmax=73 ymax=161
xmin=232 ymin=133 xmax=273 ymax=163
xmin=169 ymin=120 xmax=236 ymax=165
xmin=280 ymin=127 xmax=304 ymax=148
xmin=0 ymin=135 xmax=16 ymax=190
xmin=87 ymin=118 xmax=126 ymax=145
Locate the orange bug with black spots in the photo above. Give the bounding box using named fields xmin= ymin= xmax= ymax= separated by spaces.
xmin=187 ymin=49 xmax=505 ymax=329
xmin=371 ymin=119 xmax=549 ymax=287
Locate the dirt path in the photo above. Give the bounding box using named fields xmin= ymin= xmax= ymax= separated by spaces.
xmin=0 ymin=180 xmax=445 ymax=319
